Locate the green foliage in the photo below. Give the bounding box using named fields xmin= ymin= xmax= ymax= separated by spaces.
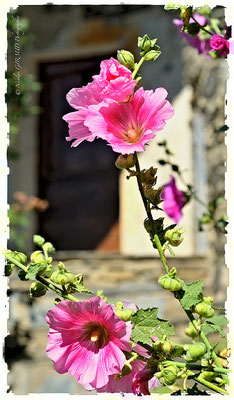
xmin=130 ymin=308 xmax=175 ymax=344
xmin=144 ymin=217 xmax=176 ymax=247
xmin=179 ymin=280 xmax=203 ymax=310
xmin=25 ymin=263 xmax=47 ymax=280
xmin=202 ymin=315 xmax=228 ymax=338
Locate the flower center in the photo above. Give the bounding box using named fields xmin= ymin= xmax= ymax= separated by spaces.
xmin=83 ymin=322 xmax=109 ymax=347
xmin=123 ymin=126 xmax=144 ymax=144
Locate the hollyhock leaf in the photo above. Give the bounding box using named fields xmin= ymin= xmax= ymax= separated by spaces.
xmin=25 ymin=263 xmax=47 ymax=280
xmin=203 ymin=322 xmax=227 ymax=339
xmin=180 ymin=280 xmax=204 ymax=310
xmin=130 ymin=308 xmax=175 ymax=344
xmin=67 ymin=282 xmax=93 ymax=294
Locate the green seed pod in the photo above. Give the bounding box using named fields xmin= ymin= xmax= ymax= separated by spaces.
xmin=30 ymin=250 xmax=45 ymax=264
xmin=144 ymin=50 xmax=161 ymax=62
xmin=117 ymin=50 xmax=135 ymax=70
xmin=183 ymin=343 xmax=206 ymax=363
xmin=157 ymin=365 xmax=179 ymax=386
xmin=158 ymin=272 xmax=184 ymax=292
xmin=115 ymin=154 xmax=136 ymax=170
xmin=29 ymin=282 xmax=47 ymax=297
xmin=185 ymin=322 xmax=199 ymax=338
xmin=12 ymin=251 xmax=27 ymax=265
xmin=138 ymin=34 xmax=152 ymax=52
xmin=5 ymin=263 xmax=14 ymax=276
xmin=18 ymin=269 xmax=29 ymax=281
xmin=50 ymin=262 xmax=75 ymax=285
xmin=33 ymin=235 xmax=45 ymax=246
xmin=194 ymin=297 xmax=215 ymax=318
xmin=164 ymin=228 xmax=184 ymax=247
xmin=141 ymin=167 xmax=158 ymax=185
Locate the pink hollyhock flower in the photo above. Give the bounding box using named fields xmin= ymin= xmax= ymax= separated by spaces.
xmin=210 ymin=34 xmax=229 ymax=57
xmin=132 ymin=368 xmax=157 ymax=395
xmin=84 ymin=87 xmax=174 ymax=154
xmin=93 ymin=57 xmax=137 ymax=103
xmin=63 ymin=81 xmax=107 ymax=147
xmin=162 ymin=177 xmax=186 ymax=223
xmin=46 ymin=296 xmax=132 ymax=389
xmin=173 ymin=14 xmax=211 ymax=57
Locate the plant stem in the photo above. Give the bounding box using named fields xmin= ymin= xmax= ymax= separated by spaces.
xmin=191 ymin=16 xmax=213 ymax=36
xmin=133 ymin=154 xmax=229 ymax=386
xmin=165 ymin=360 xmax=231 ymax=374
xmin=132 ymin=57 xmax=145 ymax=80
xmin=194 ymin=376 xmax=228 ymax=395
xmin=4 ymin=251 xmax=78 ymax=302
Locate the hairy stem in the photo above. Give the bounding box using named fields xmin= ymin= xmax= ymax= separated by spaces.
xmin=132 ymin=56 xmax=145 ymax=80
xmin=4 ymin=251 xmax=78 ymax=302
xmin=191 ymin=15 xmax=213 ymax=36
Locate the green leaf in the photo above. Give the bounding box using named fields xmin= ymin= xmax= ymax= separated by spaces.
xmin=203 ymin=322 xmax=227 ymax=339
xmin=72 ymin=283 xmax=93 ymax=294
xmin=180 ymin=280 xmax=203 ymax=310
xmin=130 ymin=308 xmax=175 ymax=344
xmin=25 ymin=263 xmax=46 ymax=280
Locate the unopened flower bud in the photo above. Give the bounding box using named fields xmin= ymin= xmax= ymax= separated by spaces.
xmin=30 ymin=250 xmax=45 ymax=264
xmin=33 ymin=234 xmax=45 ymax=246
xmin=194 ymin=297 xmax=215 ymax=318
xmin=183 ymin=343 xmax=206 ymax=362
xmin=165 ymin=228 xmax=184 ymax=246
xmin=156 ymin=364 xmax=178 ymax=386
xmin=43 ymin=242 xmax=55 ymax=253
xmin=138 ymin=34 xmax=152 ymax=52
xmin=12 ymin=251 xmax=27 ymax=265
xmin=29 ymin=282 xmax=47 ymax=297
xmin=5 ymin=263 xmax=14 ymax=276
xmin=185 ymin=322 xmax=199 ymax=338
xmin=50 ymin=262 xmax=75 ymax=285
xmin=158 ymin=268 xmax=184 ymax=292
xmin=115 ymin=302 xmax=135 ymax=322
xmin=144 ymin=50 xmax=161 ymax=62
xmin=115 ymin=154 xmax=136 ymax=169
xmin=117 ymin=50 xmax=135 ymax=70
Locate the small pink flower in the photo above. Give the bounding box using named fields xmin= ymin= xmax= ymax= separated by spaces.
xmin=162 ymin=177 xmax=186 ymax=223
xmin=84 ymin=87 xmax=174 ymax=154
xmin=210 ymin=34 xmax=229 ymax=57
xmin=93 ymin=57 xmax=136 ymax=103
xmin=46 ymin=296 xmax=132 ymax=389
xmin=132 ymin=368 xmax=157 ymax=395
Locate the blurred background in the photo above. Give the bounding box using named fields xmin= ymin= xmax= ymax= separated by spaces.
xmin=6 ymin=4 xmax=228 ymax=394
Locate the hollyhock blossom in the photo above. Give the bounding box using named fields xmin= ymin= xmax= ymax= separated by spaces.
xmin=93 ymin=57 xmax=137 ymax=103
xmin=132 ymin=368 xmax=156 ymax=395
xmin=210 ymin=34 xmax=229 ymax=57
xmin=162 ymin=177 xmax=186 ymax=223
xmin=46 ymin=296 xmax=132 ymax=389
xmin=173 ymin=14 xmax=211 ymax=57
xmin=84 ymin=87 xmax=174 ymax=154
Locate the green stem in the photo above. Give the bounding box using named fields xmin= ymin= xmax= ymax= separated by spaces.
xmin=194 ymin=376 xmax=228 ymax=395
xmin=165 ymin=361 xmax=231 ymax=374
xmin=154 ymin=234 xmax=168 ymax=273
xmin=132 ymin=56 xmax=145 ymax=80
xmin=4 ymin=251 xmax=78 ymax=302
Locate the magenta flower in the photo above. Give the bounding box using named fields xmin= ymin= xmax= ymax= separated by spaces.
xmin=132 ymin=368 xmax=156 ymax=395
xmin=210 ymin=34 xmax=229 ymax=57
xmin=162 ymin=177 xmax=186 ymax=223
xmin=173 ymin=14 xmax=211 ymax=57
xmin=46 ymin=296 xmax=132 ymax=389
xmin=84 ymin=87 xmax=174 ymax=154
xmin=93 ymin=57 xmax=137 ymax=103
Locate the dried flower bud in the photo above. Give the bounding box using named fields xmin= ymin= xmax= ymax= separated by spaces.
xmin=141 ymin=167 xmax=158 ymax=185
xmin=115 ymin=154 xmax=136 ymax=169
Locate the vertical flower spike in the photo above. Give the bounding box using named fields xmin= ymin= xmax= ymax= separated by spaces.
xmin=46 ymin=296 xmax=132 ymax=390
xmin=162 ymin=177 xmax=186 ymax=223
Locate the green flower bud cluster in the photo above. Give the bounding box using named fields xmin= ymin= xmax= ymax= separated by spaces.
xmin=183 ymin=343 xmax=206 ymax=363
xmin=50 ymin=262 xmax=75 ymax=285
xmin=11 ymin=251 xmax=28 ymax=265
xmin=114 ymin=302 xmax=135 ymax=322
xmin=164 ymin=227 xmax=184 ymax=247
xmin=115 ymin=154 xmax=136 ymax=170
xmin=29 ymin=282 xmax=47 ymax=297
xmin=138 ymin=34 xmax=161 ymax=62
xmin=155 ymin=364 xmax=179 ymax=386
xmin=194 ymin=297 xmax=215 ymax=318
xmin=117 ymin=50 xmax=135 ymax=71
xmin=158 ymin=267 xmax=184 ymax=292
xmin=152 ymin=335 xmax=175 ymax=355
